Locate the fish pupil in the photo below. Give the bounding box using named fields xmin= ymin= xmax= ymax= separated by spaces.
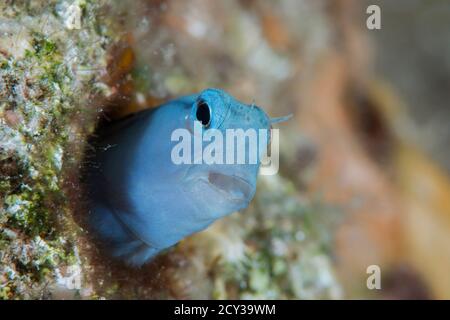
xmin=196 ymin=100 xmax=211 ymax=127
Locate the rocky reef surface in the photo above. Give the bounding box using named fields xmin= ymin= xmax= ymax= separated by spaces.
xmin=0 ymin=0 xmax=381 ymax=299
xmin=0 ymin=0 xmax=116 ymax=299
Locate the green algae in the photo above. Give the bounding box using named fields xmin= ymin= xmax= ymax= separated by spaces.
xmin=0 ymin=0 xmax=115 ymax=299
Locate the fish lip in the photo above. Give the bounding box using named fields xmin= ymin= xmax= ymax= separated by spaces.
xmin=183 ymin=166 xmax=255 ymax=206
xmin=199 ymin=171 xmax=253 ymax=203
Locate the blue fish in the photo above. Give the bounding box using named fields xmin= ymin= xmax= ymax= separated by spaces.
xmin=88 ymin=88 xmax=289 ymax=266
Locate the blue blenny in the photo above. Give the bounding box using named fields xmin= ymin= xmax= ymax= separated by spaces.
xmin=88 ymin=88 xmax=289 ymax=266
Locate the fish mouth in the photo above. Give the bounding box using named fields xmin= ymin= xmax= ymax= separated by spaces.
xmin=205 ymin=171 xmax=253 ymax=203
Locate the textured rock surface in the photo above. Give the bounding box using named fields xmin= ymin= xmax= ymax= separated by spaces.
xmin=0 ymin=0 xmax=345 ymax=299
xmin=0 ymin=0 xmax=116 ymax=299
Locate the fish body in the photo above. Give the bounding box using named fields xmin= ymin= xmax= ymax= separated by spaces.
xmin=88 ymin=88 xmax=272 ymax=266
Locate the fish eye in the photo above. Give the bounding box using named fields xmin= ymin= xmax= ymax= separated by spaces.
xmin=195 ymin=99 xmax=211 ymax=127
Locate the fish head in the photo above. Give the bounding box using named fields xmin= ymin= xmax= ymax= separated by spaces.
xmin=180 ymin=88 xmax=273 ymax=218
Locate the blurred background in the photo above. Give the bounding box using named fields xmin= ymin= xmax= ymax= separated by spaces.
xmin=1 ymin=0 xmax=449 ymax=299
